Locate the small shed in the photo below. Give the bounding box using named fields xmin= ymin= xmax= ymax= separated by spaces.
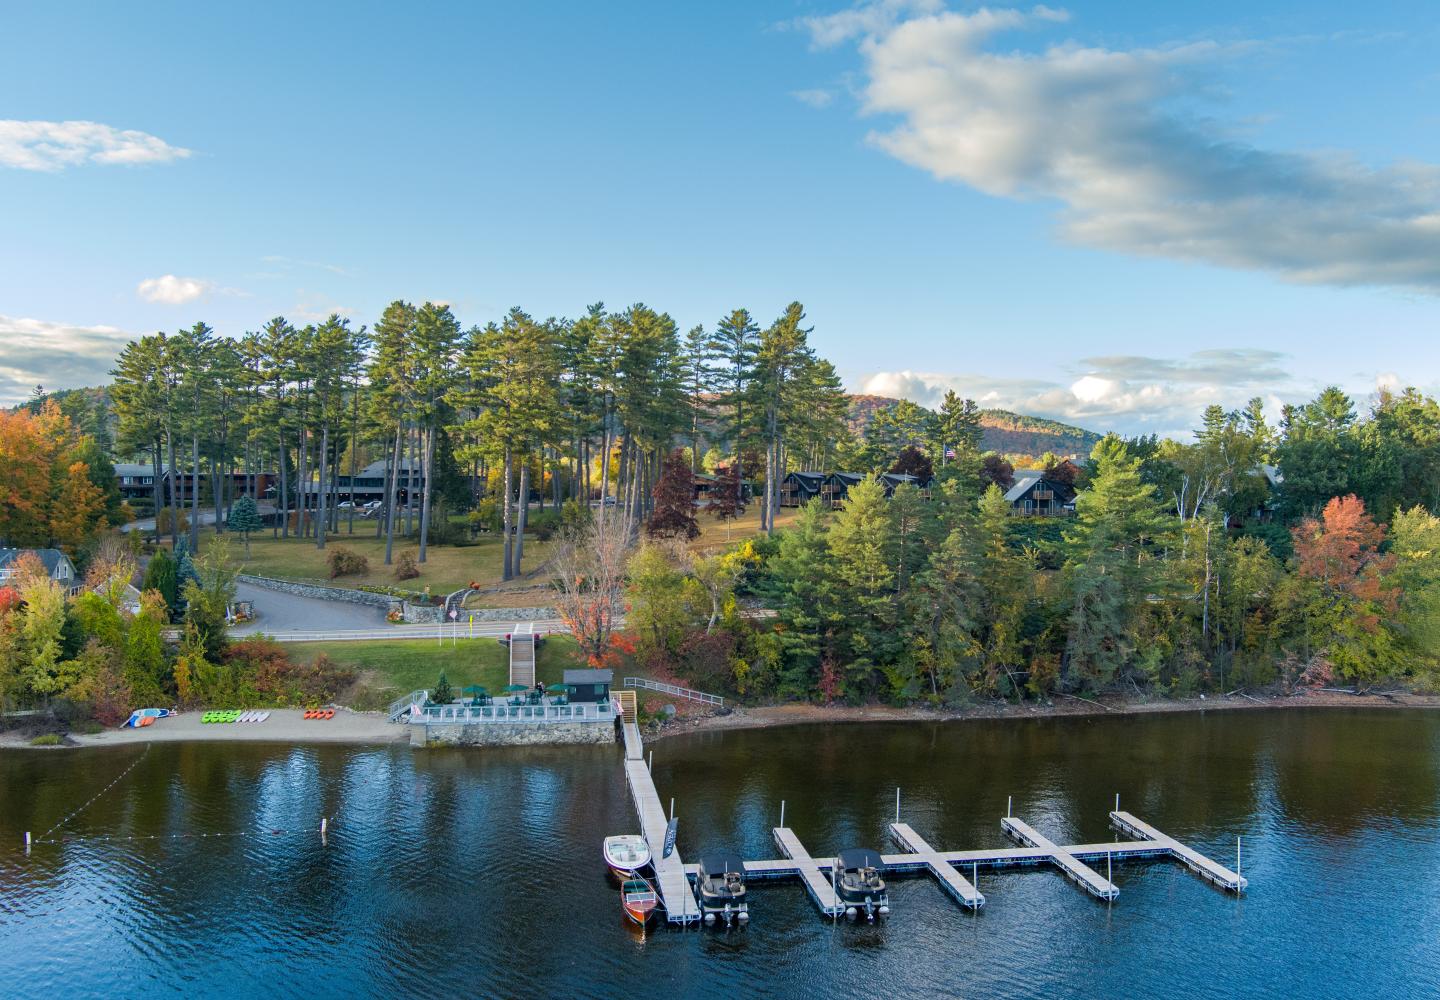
xmin=564 ymin=668 xmax=614 ymax=703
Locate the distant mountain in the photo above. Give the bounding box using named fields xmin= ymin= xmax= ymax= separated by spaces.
xmin=846 ymin=394 xmax=1101 ymax=460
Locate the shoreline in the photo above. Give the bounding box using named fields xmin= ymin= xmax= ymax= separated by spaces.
xmin=5 ymin=689 xmax=1437 ymax=752
xmin=0 ymin=707 xmax=408 ymax=750
xmin=646 ymin=688 xmax=1440 ymax=742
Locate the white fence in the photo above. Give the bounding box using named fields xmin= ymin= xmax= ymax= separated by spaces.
xmin=413 ymin=702 xmax=618 ymax=724
xmin=622 ymin=676 xmax=725 ymax=707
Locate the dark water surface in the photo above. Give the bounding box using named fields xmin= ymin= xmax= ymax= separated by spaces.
xmin=2 ymin=709 xmax=1439 ymax=999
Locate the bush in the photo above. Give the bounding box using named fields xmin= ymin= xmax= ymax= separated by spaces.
xmin=30 ymin=733 xmax=61 ymax=746
xmin=431 ymin=670 xmax=453 ymax=705
xmin=222 ymin=638 xmax=357 ymax=705
xmin=394 ymin=550 xmax=420 ymax=581
xmin=327 ymin=545 xmax=369 ymax=579
xmin=527 ymin=510 xmax=561 ymax=542
xmin=155 ymin=507 xmax=190 ymax=535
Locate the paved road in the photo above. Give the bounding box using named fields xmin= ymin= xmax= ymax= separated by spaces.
xmin=232 ymin=580 xmax=385 ymax=636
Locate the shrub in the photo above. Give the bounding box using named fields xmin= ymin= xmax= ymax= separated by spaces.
xmin=431 ymin=670 xmax=453 ymax=705
xmin=29 ymin=733 xmax=61 ymax=746
xmin=527 ymin=510 xmax=561 ymax=542
xmin=155 ymin=507 xmax=190 ymax=535
xmin=394 ymin=550 xmax=421 ymax=581
xmin=327 ymin=545 xmax=369 ymax=579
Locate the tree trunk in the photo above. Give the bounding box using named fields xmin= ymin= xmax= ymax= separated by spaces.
xmin=189 ymin=434 xmax=200 ymax=551
xmin=514 ymin=459 xmax=530 ymax=576
xmin=276 ymin=428 xmax=287 ymax=540
xmin=501 ymin=446 xmax=514 ymax=581
xmin=383 ymin=424 xmax=402 ymax=564
xmin=315 ymin=423 xmax=329 ymax=550
xmin=418 ymin=424 xmax=436 ymax=563
xmin=405 ymin=425 xmax=417 ymax=537
xmin=151 ymin=438 xmax=163 ymax=545
xmin=167 ymin=429 xmax=179 ymax=548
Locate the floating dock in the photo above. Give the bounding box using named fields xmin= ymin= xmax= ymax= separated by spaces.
xmin=622 ymin=720 xmax=700 ymax=924
xmin=888 ymin=822 xmax=985 ymax=909
xmin=618 ymin=735 xmax=1247 ymax=925
xmin=772 ymin=827 xmax=845 ymax=917
xmin=1001 ymin=815 xmax=1119 ymax=900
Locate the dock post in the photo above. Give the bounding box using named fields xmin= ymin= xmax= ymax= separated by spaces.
xmin=973 ymin=862 xmax=978 ymax=915
xmin=895 ymin=786 xmax=901 ymax=823
xmin=320 ymin=816 xmax=328 ymax=835
xmin=24 ymin=831 xmax=31 ymax=853
xmin=1107 ymin=851 xmax=1112 ymax=901
xmin=1237 ymin=836 xmax=1242 ymax=890
xmin=1115 ymin=792 xmax=1119 ymax=812
xmin=648 ymin=750 xmax=653 ymax=773
xmin=780 ymin=800 xmax=785 ymax=829
xmin=670 ymin=797 xmax=675 ymax=822
xmin=1007 ymin=795 xmax=1012 ymax=818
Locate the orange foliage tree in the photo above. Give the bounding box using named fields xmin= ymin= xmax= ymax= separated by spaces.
xmin=0 ymin=403 xmax=109 ymax=553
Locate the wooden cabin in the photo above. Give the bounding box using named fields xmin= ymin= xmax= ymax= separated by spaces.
xmin=780 ymin=471 xmax=826 ymax=507
xmin=1004 ymin=471 xmax=1076 ymax=516
xmin=821 ymin=472 xmax=864 ymax=507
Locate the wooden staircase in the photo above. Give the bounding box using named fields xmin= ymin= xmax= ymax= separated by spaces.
xmin=613 ymin=689 xmax=637 ymax=723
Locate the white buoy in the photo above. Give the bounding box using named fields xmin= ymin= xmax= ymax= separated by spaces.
xmin=704 ymin=912 xmax=715 ymax=924
xmin=737 ymin=909 xmax=749 ymax=922
xmin=845 ymin=906 xmax=857 ymax=919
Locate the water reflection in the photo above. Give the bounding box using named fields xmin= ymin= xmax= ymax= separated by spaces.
xmin=1 ymin=709 xmax=1438 ymax=999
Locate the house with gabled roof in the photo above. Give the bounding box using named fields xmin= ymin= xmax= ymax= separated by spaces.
xmin=1003 ymin=470 xmax=1076 ymax=516
xmin=0 ymin=548 xmax=82 ymax=594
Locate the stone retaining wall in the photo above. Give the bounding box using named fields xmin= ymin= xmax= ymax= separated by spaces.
xmin=413 ymin=721 xmax=617 ymax=747
xmin=458 ymin=606 xmax=560 ymax=622
xmin=237 ymin=574 xmax=396 ymax=609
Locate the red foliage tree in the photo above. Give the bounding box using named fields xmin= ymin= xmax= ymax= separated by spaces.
xmin=647 ymin=449 xmax=700 ymax=540
xmin=890 ymin=445 xmax=934 ymax=482
xmin=979 ymin=454 xmax=1015 ymax=490
xmin=1293 ymin=495 xmax=1396 ymax=607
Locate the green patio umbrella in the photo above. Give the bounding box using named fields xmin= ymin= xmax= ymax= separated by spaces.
xmin=462 ymin=685 xmax=487 ymax=696
xmin=502 ymin=684 xmax=528 ymax=693
xmin=545 ymin=684 xmax=575 ymax=694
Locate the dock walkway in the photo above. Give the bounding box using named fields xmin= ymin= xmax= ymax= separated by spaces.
xmin=622 ymin=748 xmax=699 ymax=924
xmin=1001 ymin=816 xmax=1119 ymax=900
xmin=1110 ymin=810 xmax=1247 ymax=891
xmin=772 ymin=827 xmax=845 ymax=917
xmin=888 ymin=822 xmax=985 ymax=909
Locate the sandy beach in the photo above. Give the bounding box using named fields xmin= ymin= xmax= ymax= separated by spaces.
xmin=2 ymin=708 xmax=408 ymax=750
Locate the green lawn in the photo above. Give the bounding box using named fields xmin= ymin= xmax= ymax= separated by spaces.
xmin=285 ymin=635 xmax=590 ymax=707
xmin=205 ymin=530 xmax=553 ymax=595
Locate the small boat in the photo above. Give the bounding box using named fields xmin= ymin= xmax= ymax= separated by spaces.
xmin=621 ymin=876 xmax=659 ymax=926
xmin=695 ymin=851 xmax=749 ymax=926
xmin=834 ymin=847 xmax=890 ymax=919
xmin=603 ymin=834 xmax=651 ymax=879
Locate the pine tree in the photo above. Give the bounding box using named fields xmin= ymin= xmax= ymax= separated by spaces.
xmin=227 ymin=496 xmax=264 ymax=556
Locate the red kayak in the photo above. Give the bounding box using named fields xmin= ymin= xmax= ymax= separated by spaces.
xmin=621 ymin=877 xmax=659 ymax=926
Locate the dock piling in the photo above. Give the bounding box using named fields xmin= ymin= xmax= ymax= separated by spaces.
xmin=780 ymin=799 xmax=785 ymax=829
xmin=895 ymin=786 xmax=901 ymax=823
xmin=1007 ymin=795 xmax=1012 ymax=818
xmin=24 ymin=831 xmax=31 ymax=853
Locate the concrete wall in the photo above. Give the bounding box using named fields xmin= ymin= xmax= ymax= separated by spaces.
xmin=413 ymin=721 xmax=617 ymax=747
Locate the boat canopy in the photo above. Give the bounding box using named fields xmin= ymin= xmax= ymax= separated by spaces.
xmin=837 ymin=847 xmax=883 ymax=870
xmin=698 ymin=852 xmax=747 ymax=876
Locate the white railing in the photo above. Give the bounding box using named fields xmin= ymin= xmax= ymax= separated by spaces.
xmin=623 ymin=677 xmax=725 ymax=707
xmin=414 ymin=701 xmax=617 ymax=724
xmin=388 ymin=689 xmax=429 ymax=722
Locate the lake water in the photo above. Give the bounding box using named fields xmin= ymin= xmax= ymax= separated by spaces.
xmin=2 ymin=709 xmax=1438 ymax=999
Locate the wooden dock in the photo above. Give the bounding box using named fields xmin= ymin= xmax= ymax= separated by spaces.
xmin=620 ymin=715 xmax=643 ymax=761
xmin=772 ymin=827 xmax=845 ymax=917
xmin=887 ymin=822 xmax=985 ymax=909
xmin=623 ymin=752 xmax=700 ymax=924
xmin=1110 ymin=810 xmax=1247 ymax=892
xmin=1001 ymin=815 xmax=1119 ymax=900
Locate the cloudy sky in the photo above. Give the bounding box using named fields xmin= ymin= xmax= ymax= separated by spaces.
xmin=2 ymin=1 xmax=1437 ymax=436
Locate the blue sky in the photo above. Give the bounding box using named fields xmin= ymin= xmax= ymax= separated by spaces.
xmin=2 ymin=0 xmax=1438 ymax=436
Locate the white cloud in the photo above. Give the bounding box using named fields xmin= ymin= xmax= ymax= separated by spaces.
xmin=804 ymin=3 xmax=1440 ymax=292
xmin=854 ymin=349 xmax=1308 ymax=437
xmin=137 ymin=275 xmax=213 ymax=305
xmin=0 ymin=315 xmax=136 ymax=405
xmin=0 ymin=120 xmax=191 ymax=171
xmin=790 ymin=88 xmax=836 ymax=108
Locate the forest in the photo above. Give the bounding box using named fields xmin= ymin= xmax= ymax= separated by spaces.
xmin=1 ymin=296 xmax=1439 ymax=721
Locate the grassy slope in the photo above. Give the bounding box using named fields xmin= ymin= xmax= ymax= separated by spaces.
xmin=207 ymin=529 xmax=553 ymax=595
xmin=286 ymin=635 xmax=590 ymax=704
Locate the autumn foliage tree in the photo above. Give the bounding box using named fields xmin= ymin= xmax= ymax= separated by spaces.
xmin=0 ymin=403 xmax=112 ymax=554
xmin=1289 ymin=495 xmax=1401 ymax=684
xmin=646 ymin=449 xmax=699 ymax=540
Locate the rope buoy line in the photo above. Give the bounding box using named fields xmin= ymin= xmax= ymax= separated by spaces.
xmin=32 ymin=744 xmax=151 ymax=843
xmin=22 ymin=742 xmax=392 ymax=853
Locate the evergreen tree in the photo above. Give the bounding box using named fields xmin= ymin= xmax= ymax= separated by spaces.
xmin=227 ymin=496 xmax=264 ymax=556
